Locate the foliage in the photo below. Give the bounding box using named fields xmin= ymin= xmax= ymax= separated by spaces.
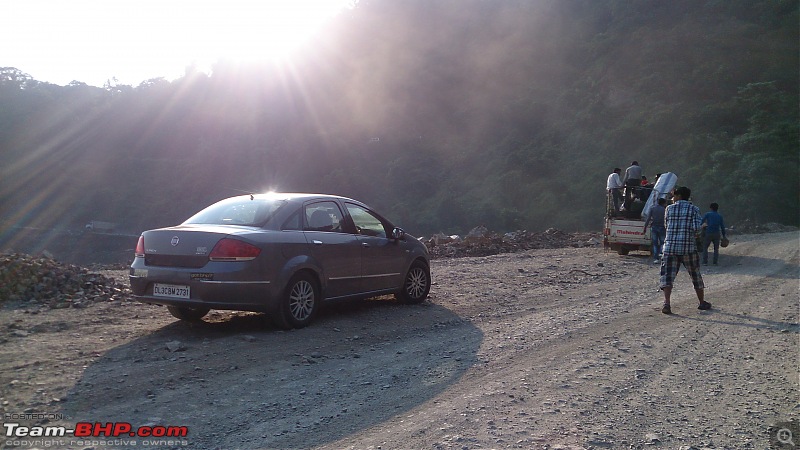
xmin=0 ymin=0 xmax=797 ymax=238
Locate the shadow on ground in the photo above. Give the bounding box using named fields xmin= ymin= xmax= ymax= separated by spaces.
xmin=61 ymin=298 xmax=483 ymax=449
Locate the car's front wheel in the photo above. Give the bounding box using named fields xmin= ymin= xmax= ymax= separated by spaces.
xmin=167 ymin=305 xmax=210 ymax=321
xmin=273 ymin=273 xmax=319 ymax=329
xmin=396 ymin=260 xmax=431 ymax=304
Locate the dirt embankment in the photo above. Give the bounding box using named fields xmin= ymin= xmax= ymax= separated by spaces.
xmin=0 ymin=231 xmax=797 ymax=450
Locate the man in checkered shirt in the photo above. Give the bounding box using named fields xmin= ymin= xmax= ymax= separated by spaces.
xmin=659 ymin=186 xmax=712 ymax=314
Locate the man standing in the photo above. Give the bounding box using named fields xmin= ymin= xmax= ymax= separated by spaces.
xmin=701 ymin=202 xmax=727 ymax=265
xmin=622 ymin=161 xmax=643 ymax=208
xmin=660 ymin=186 xmax=712 ymax=314
xmin=644 ymin=197 xmax=667 ymax=264
xmin=606 ymin=168 xmax=624 ymax=212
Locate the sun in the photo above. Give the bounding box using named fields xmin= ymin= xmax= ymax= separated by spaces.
xmin=1 ymin=0 xmax=354 ymax=86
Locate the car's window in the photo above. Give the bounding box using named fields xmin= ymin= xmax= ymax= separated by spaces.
xmin=304 ymin=201 xmax=345 ymax=233
xmin=281 ymin=209 xmax=302 ymax=231
xmin=346 ymin=203 xmax=388 ymax=238
xmin=185 ymin=198 xmax=285 ymax=226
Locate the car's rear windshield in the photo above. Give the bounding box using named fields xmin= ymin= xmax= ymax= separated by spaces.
xmin=184 ymin=198 xmax=286 ymax=227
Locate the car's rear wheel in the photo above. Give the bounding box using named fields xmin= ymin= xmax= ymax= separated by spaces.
xmin=273 ymin=273 xmax=319 ymax=329
xmin=167 ymin=305 xmax=210 ymax=321
xmin=396 ymin=260 xmax=431 ymax=304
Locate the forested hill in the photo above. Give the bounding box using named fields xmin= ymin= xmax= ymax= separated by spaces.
xmin=1 ymin=0 xmax=797 ymax=239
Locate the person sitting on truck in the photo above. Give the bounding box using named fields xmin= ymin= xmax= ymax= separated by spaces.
xmin=606 ymin=168 xmax=624 ymax=212
xmin=643 ymin=197 xmax=667 ymax=264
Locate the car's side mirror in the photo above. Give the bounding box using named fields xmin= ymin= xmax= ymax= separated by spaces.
xmin=391 ymin=227 xmax=405 ymax=240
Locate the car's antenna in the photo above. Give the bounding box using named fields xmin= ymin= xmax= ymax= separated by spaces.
xmin=224 ymin=186 xmax=258 ymax=200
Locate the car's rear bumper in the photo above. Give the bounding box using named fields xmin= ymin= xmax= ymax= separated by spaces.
xmin=131 ymin=282 xmax=273 ymax=312
xmin=129 ymin=262 xmax=277 ymax=313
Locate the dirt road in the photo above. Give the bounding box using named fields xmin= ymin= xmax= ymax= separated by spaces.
xmin=0 ymin=231 xmax=797 ymax=449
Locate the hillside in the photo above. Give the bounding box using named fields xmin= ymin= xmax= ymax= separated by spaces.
xmin=1 ymin=0 xmax=797 ymax=243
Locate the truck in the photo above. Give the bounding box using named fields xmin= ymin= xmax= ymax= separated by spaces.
xmin=603 ymin=192 xmax=652 ymax=255
xmin=85 ymin=220 xmax=117 ymax=233
xmin=603 ymin=172 xmax=676 ymax=256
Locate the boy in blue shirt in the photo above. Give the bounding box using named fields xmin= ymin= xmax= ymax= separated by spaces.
xmin=701 ymin=203 xmax=727 ymax=265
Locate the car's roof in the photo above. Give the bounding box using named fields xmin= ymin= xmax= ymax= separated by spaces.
xmin=246 ymin=192 xmax=360 ymax=204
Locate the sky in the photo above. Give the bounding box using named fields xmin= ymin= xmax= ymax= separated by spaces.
xmin=1 ymin=0 xmax=352 ymax=87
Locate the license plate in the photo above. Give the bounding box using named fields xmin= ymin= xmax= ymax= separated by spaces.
xmin=153 ymin=283 xmax=190 ymax=299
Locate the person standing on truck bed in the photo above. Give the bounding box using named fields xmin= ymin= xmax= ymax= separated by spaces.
xmin=607 ymin=168 xmax=624 ymax=212
xmin=659 ymin=186 xmax=712 ymax=314
xmin=644 ymin=197 xmax=667 ymax=264
xmin=622 ymin=161 xmax=643 ymax=210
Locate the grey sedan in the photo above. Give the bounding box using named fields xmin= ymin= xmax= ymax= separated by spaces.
xmin=129 ymin=193 xmax=431 ymax=328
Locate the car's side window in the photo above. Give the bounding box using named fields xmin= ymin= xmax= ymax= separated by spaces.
xmin=345 ymin=203 xmax=388 ymax=238
xmin=304 ymin=202 xmax=345 ymax=233
xmin=281 ymin=209 xmax=302 ymax=231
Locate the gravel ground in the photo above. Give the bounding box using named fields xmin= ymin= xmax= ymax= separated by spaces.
xmin=0 ymin=231 xmax=797 ymax=450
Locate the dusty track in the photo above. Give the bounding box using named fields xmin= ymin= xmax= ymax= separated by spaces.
xmin=0 ymin=231 xmax=797 ymax=449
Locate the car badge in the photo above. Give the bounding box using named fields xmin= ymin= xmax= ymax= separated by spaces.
xmin=171 ymin=236 xmax=180 ymax=246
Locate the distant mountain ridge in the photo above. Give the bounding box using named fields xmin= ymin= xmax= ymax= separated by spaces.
xmin=1 ymin=0 xmax=797 ymax=240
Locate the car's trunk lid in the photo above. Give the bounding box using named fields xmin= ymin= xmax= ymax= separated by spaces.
xmin=141 ymin=225 xmax=256 ymax=268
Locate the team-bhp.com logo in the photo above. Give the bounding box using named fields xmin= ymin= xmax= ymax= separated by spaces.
xmin=4 ymin=422 xmax=188 ymax=438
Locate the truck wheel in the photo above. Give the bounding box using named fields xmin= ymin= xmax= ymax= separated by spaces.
xmin=167 ymin=305 xmax=209 ymax=321
xmin=617 ymin=248 xmax=630 ymax=256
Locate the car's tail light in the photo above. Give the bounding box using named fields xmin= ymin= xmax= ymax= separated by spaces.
xmin=135 ymin=236 xmax=145 ymax=258
xmin=209 ymin=238 xmax=261 ymax=261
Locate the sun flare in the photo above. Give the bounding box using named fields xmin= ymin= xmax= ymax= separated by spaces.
xmin=2 ymin=0 xmax=353 ymax=86
xmin=178 ymin=1 xmax=350 ymax=63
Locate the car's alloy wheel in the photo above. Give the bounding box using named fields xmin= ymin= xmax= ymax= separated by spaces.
xmin=288 ymin=279 xmax=315 ymax=321
xmin=397 ymin=261 xmax=430 ymax=304
xmin=274 ymin=273 xmax=319 ymax=329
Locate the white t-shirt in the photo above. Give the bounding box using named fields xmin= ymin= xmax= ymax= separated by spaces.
xmin=607 ymin=172 xmax=623 ymax=190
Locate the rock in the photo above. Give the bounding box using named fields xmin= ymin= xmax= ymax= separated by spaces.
xmin=165 ymin=341 xmax=187 ymax=352
xmin=466 ymin=225 xmax=490 ymax=238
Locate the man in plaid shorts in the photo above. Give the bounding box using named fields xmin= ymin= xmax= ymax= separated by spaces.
xmin=660 ymin=186 xmax=712 ymax=314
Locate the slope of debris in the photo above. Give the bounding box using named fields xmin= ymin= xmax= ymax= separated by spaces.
xmin=424 ymin=226 xmax=602 ymax=259
xmin=729 ymin=220 xmax=798 ymax=234
xmin=0 ymin=253 xmax=132 ymax=309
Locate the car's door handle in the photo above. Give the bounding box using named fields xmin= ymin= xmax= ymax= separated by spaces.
xmin=313 ymin=240 xmax=323 ymax=245
xmin=362 ymin=242 xmax=370 ymax=248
